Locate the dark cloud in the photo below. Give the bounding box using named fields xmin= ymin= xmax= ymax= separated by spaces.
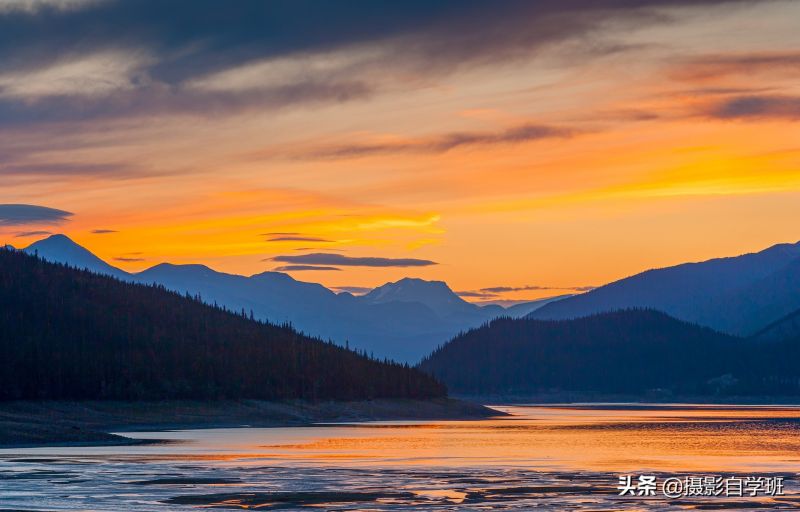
xmin=14 ymin=230 xmax=52 ymax=237
xmin=114 ymin=256 xmax=145 ymax=262
xmin=272 ymin=253 xmax=437 ymax=267
xmin=704 ymin=95 xmax=800 ymax=121
xmin=268 ymin=236 xmax=333 ymax=242
xmin=301 ymin=123 xmax=577 ymax=159
xmin=273 ymin=265 xmax=341 ymax=272
xmin=91 ymin=229 xmax=118 ymax=234
xmin=0 ymin=0 xmax=753 ymax=125
xmin=0 ymin=203 xmax=73 ymax=226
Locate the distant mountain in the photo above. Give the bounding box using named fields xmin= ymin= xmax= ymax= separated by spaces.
xmin=503 ymin=295 xmax=573 ymax=318
xmin=752 ymin=307 xmax=800 ymax=343
xmin=21 ymin=235 xmax=521 ymax=362
xmin=25 ymin=234 xmax=130 ymax=280
xmin=363 ymin=278 xmax=484 ymax=320
xmin=530 ymin=241 xmax=800 ymax=336
xmin=419 ymin=309 xmax=800 ymax=397
xmin=0 ymin=247 xmax=445 ymax=401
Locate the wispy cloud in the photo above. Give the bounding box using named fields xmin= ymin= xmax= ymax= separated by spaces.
xmin=271 ymin=253 xmax=437 ymax=268
xmin=91 ymin=228 xmax=117 ymax=234
xmin=14 ymin=229 xmax=51 ymax=237
xmin=0 ymin=204 xmax=72 ymax=226
xmin=267 ymin=235 xmax=333 ymax=242
xmin=114 ymin=256 xmax=145 ymax=262
xmin=703 ymin=95 xmax=800 ymax=121
xmin=273 ymin=264 xmax=341 ymax=272
xmin=672 ymin=51 xmax=800 ymax=81
xmin=0 ymin=0 xmax=745 ymax=126
xmin=298 ymin=123 xmax=577 ymax=159
xmin=458 ymin=284 xmax=596 ymax=299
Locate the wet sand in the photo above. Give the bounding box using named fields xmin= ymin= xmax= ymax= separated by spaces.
xmin=0 ymin=398 xmax=500 ymax=447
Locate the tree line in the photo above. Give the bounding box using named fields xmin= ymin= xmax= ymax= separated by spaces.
xmin=0 ymin=248 xmax=446 ymax=401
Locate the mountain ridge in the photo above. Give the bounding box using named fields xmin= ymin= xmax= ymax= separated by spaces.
xmin=21 ymin=234 xmax=545 ymax=361
xmin=530 ymin=240 xmax=800 ymax=336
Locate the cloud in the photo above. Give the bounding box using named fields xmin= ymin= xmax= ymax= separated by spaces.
xmin=704 ymin=95 xmax=800 ymax=121
xmin=0 ymin=203 xmax=73 ymax=225
xmin=271 ymin=252 xmax=437 ymax=267
xmin=0 ymin=161 xmax=142 ymax=179
xmin=0 ymin=0 xmax=101 ymax=14
xmin=267 ymin=235 xmax=333 ymax=242
xmin=456 ymin=290 xmax=497 ymax=299
xmin=273 ymin=265 xmax=341 ymax=272
xmin=300 ymin=123 xmax=577 ymax=159
xmin=0 ymin=50 xmax=149 ymax=100
xmin=0 ymin=0 xmax=751 ymax=125
xmin=672 ymin=52 xmax=800 ymax=81
xmin=14 ymin=229 xmax=52 ymax=237
xmin=113 ymin=256 xmax=145 ymax=262
xmin=458 ymin=284 xmax=596 ymax=298
xmin=91 ymin=228 xmax=117 ymax=234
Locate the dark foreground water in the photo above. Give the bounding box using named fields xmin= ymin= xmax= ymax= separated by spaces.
xmin=1 ymin=405 xmax=800 ymax=510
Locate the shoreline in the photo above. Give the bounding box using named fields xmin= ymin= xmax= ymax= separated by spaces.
xmin=0 ymin=398 xmax=501 ymax=449
xmin=455 ymin=392 xmax=800 ymax=406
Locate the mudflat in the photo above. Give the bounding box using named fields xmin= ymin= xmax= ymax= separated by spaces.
xmin=0 ymin=398 xmax=499 ymax=447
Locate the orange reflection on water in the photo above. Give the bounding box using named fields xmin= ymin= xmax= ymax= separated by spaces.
xmin=237 ymin=405 xmax=800 ymax=472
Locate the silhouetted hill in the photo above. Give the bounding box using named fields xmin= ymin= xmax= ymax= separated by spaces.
xmin=752 ymin=307 xmax=800 ymax=343
xmin=21 ymin=234 xmax=527 ymax=362
xmin=530 ymin=241 xmax=800 ymax=336
xmin=420 ymin=309 xmax=800 ymax=397
xmin=0 ymin=248 xmax=445 ymax=401
xmin=25 ymin=234 xmax=129 ymax=280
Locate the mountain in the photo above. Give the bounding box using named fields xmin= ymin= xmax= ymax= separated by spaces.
xmin=22 ymin=235 xmax=517 ymax=362
xmin=0 ymin=247 xmax=445 ymax=401
xmin=503 ymin=295 xmax=573 ymax=318
xmin=530 ymin=241 xmax=800 ymax=336
xmin=752 ymin=307 xmax=800 ymax=343
xmin=25 ymin=234 xmax=130 ymax=280
xmin=362 ymin=278 xmax=486 ymax=320
xmin=419 ymin=309 xmax=800 ymax=397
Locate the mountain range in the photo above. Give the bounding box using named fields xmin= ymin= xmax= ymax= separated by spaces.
xmin=22 ymin=235 xmax=550 ymax=362
xmin=21 ymin=234 xmax=800 ymax=363
xmin=0 ymin=247 xmax=444 ymax=401
xmin=530 ymin=240 xmax=800 ymax=337
xmin=420 ymin=309 xmax=800 ymax=397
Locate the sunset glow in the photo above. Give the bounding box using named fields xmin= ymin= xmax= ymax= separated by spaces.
xmin=2 ymin=0 xmax=799 ymax=302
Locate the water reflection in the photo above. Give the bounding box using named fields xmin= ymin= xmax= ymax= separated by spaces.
xmin=1 ymin=404 xmax=798 ymax=510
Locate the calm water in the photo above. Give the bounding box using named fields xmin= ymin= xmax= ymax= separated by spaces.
xmin=1 ymin=404 xmax=799 ymax=510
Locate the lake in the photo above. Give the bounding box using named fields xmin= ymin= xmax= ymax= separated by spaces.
xmin=1 ymin=404 xmax=799 ymax=510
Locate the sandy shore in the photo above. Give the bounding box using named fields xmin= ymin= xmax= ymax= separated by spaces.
xmin=0 ymin=398 xmax=500 ymax=448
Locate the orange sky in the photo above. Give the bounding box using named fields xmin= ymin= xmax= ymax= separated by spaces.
xmin=2 ymin=1 xmax=800 ymax=302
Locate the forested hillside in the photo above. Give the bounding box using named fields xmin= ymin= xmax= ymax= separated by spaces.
xmin=0 ymin=248 xmax=445 ymax=401
xmin=420 ymin=309 xmax=800 ymax=396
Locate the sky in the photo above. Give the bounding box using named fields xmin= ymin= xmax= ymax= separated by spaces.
xmin=1 ymin=0 xmax=800 ymax=303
